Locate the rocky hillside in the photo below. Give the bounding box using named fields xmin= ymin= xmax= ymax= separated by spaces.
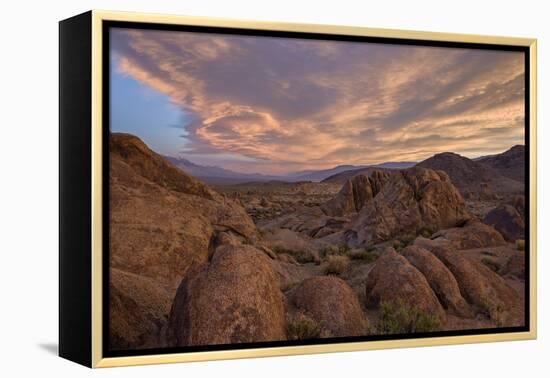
xmin=478 ymin=145 xmax=525 ymax=182
xmin=416 ymin=151 xmax=523 ymax=199
xmin=274 ymin=167 xmax=471 ymax=247
xmin=109 ymin=134 xmax=525 ymax=350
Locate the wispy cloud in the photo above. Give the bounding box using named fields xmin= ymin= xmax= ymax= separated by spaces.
xmin=111 ymin=28 xmax=525 ymax=174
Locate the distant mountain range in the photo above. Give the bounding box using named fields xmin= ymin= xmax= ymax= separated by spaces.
xmin=166 ymin=156 xmax=417 ymax=184
xmin=286 ymin=165 xmax=369 ymax=182
xmin=321 ymin=162 xmax=417 ymax=183
xmin=165 ymin=156 xmax=283 ymax=185
xmin=165 ymin=145 xmax=524 ymax=189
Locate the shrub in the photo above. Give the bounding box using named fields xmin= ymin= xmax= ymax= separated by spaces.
xmin=272 ymin=245 xmax=313 ymax=264
xmin=479 ymin=298 xmax=505 ymax=327
xmin=377 ymin=300 xmax=440 ymax=334
xmin=392 ymin=239 xmax=404 ymax=251
xmin=323 ymin=255 xmax=350 ymax=275
xmin=319 ymin=245 xmax=338 ymax=259
xmin=418 ymin=226 xmax=434 ymax=239
xmin=338 ymin=244 xmax=351 ymax=256
xmin=286 ymin=312 xmax=322 ymax=340
xmin=393 ymin=235 xmax=415 ymax=251
xmin=349 ymin=248 xmax=379 ymax=263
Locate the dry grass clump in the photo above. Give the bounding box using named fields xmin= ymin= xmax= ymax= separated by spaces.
xmin=348 ymin=248 xmax=379 ymax=263
xmin=323 ymin=255 xmax=350 ymax=275
xmin=418 ymin=226 xmax=435 ymax=239
xmin=392 ymin=234 xmax=415 ymax=251
xmin=377 ymin=300 xmax=441 ymax=334
xmin=286 ymin=312 xmax=322 ymax=340
xmin=320 ymin=244 xmax=379 ymax=264
xmin=272 ymin=245 xmax=314 ymax=264
xmin=319 ymin=245 xmax=338 ymax=259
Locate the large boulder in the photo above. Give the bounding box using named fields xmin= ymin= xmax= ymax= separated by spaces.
xmin=425 ymin=243 xmax=522 ymax=326
xmin=350 ymin=167 xmax=471 ymax=246
xmin=110 ymin=133 xmax=216 ymax=200
xmin=321 ymin=171 xmax=390 ymax=216
xmin=109 ymin=268 xmax=172 ymax=350
xmin=167 ymin=245 xmax=286 ymax=346
xmin=483 ymin=204 xmax=525 ymax=242
xmin=109 ymin=133 xmax=257 ymax=349
xmin=110 ymin=134 xmax=257 ymax=290
xmin=365 ymin=248 xmax=445 ymax=321
xmin=290 ymin=276 xmax=368 ymax=337
xmin=401 ymin=246 xmax=472 ymax=318
xmin=431 ymin=220 xmax=506 ymax=249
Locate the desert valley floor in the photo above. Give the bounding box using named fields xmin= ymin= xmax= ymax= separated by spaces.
xmin=108 ymin=133 xmax=526 ymax=350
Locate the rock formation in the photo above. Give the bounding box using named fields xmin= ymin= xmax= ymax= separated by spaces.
xmin=483 ymin=204 xmax=525 ymax=242
xmin=350 ymin=167 xmax=471 ymax=246
xmin=167 ymin=244 xmax=286 ymax=346
xmin=401 ymin=246 xmax=472 ymax=318
xmin=109 ymin=268 xmax=172 ymax=350
xmin=423 ymin=243 xmax=521 ymax=325
xmin=365 ymin=248 xmax=446 ymax=322
xmin=290 ymin=276 xmax=368 ymax=337
xmin=109 ymin=133 xmax=257 ymax=349
xmin=321 ymin=171 xmax=390 ymax=216
xmin=431 ymin=220 xmax=506 ymax=249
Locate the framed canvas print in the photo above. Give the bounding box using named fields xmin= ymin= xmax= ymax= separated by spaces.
xmin=59 ymin=10 xmax=537 ymax=368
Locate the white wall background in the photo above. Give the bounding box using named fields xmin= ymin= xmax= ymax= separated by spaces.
xmin=0 ymin=0 xmax=547 ymax=376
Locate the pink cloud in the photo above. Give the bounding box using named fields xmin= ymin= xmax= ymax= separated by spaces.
xmin=111 ymin=28 xmax=525 ymax=174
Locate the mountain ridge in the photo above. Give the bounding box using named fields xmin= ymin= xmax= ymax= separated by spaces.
xmin=477 ymin=145 xmax=525 ymax=182
xmin=416 ymin=149 xmax=523 ymax=198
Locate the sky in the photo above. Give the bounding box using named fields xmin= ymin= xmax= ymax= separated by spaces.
xmin=110 ymin=28 xmax=525 ymax=175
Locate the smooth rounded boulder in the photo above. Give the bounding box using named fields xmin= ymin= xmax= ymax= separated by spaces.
xmin=110 ymin=133 xmax=257 ymax=291
xmin=426 ymin=244 xmax=522 ymax=326
xmin=290 ymin=276 xmax=368 ymax=337
xmin=431 ymin=220 xmax=506 ymax=249
xmin=401 ymin=246 xmax=473 ymax=318
xmin=167 ymin=244 xmax=286 ymax=346
xmin=365 ymin=248 xmax=445 ymax=321
xmin=109 ymin=268 xmax=172 ymax=350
